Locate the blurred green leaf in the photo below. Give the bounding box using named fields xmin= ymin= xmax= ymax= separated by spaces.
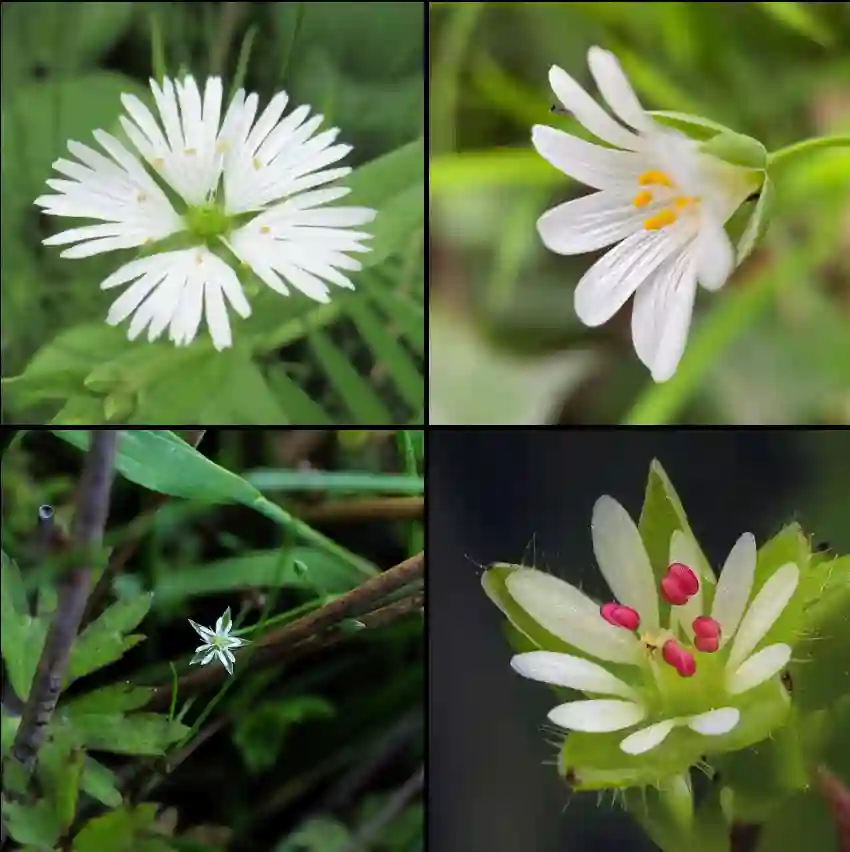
xmin=63 ymin=712 xmax=189 ymax=755
xmin=243 ymin=470 xmax=423 ymax=494
xmin=63 ymin=683 xmax=154 ymax=717
xmin=754 ymin=2 xmax=835 ymax=47
xmin=80 ymin=757 xmax=123 ymax=807
xmin=2 ymin=798 xmax=62 ymax=849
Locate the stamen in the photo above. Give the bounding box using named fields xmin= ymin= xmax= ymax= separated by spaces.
xmin=136 ymin=191 xmax=148 ymax=203
xmin=638 ymin=170 xmax=674 ymax=188
xmin=692 ymin=616 xmax=721 ymax=653
xmin=153 ymin=157 xmax=165 ymax=170
xmin=660 ymin=562 xmax=699 ymax=605
xmin=184 ymin=147 xmax=197 ymax=156
xmin=643 ymin=209 xmax=677 ymax=231
xmin=260 ymin=225 xmax=271 ymax=234
xmin=633 ymin=190 xmax=653 ymax=208
xmin=662 ymin=639 xmax=696 ymax=677
xmin=253 ymin=157 xmax=261 ymax=170
xmin=600 ymin=602 xmax=641 ymax=631
xmin=674 ymin=195 xmax=697 ymax=210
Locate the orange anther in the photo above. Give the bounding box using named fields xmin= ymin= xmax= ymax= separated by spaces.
xmin=638 ymin=170 xmax=674 ymax=188
xmin=643 ymin=209 xmax=677 ymax=230
xmin=633 ymin=189 xmax=653 ymax=208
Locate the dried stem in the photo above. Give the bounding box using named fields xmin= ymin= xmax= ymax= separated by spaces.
xmin=293 ymin=496 xmax=423 ymax=524
xmin=82 ymin=430 xmax=206 ymax=626
xmin=4 ymin=431 xmax=118 ymax=810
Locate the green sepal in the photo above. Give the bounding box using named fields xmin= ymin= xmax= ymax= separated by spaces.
xmin=736 ymin=174 xmax=775 ymax=264
xmin=558 ymin=679 xmax=790 ymax=792
xmin=623 ymin=774 xmax=695 ymax=852
xmin=648 ymin=110 xmax=736 ymax=141
xmin=700 ymin=131 xmax=768 ymax=171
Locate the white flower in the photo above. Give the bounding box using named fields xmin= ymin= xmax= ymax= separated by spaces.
xmin=507 ymin=495 xmax=799 ymax=755
xmin=188 ymin=607 xmax=249 ymax=675
xmin=36 ymin=76 xmax=376 ymax=350
xmin=534 ymin=47 xmax=760 ymax=381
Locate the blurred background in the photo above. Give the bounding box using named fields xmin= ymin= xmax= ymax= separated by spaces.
xmin=430 ymin=428 xmax=850 ymax=852
xmin=429 ymin=2 xmax=850 ymax=424
xmin=1 ymin=2 xmax=424 ymax=425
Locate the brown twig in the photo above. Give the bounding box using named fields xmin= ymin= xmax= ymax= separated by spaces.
xmin=2 ymin=431 xmax=118 ymax=847
xmin=81 ymin=430 xmax=206 ymax=627
xmin=145 ymin=554 xmax=424 ymax=712
xmin=292 ymin=496 xmax=423 ymax=524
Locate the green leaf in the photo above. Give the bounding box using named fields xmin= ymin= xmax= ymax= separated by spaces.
xmin=233 ymin=696 xmax=335 ymax=773
xmin=755 ymin=789 xmax=838 ymax=852
xmin=0 ymin=552 xmax=48 ymax=701
xmin=72 ymin=807 xmax=137 ymax=852
xmin=648 ymin=110 xmax=736 ymax=140
xmin=754 ymin=2 xmax=835 ymax=47
xmin=80 ymin=756 xmax=123 ymax=808
xmin=1 ymin=714 xmax=20 ymax=758
xmin=63 ymin=683 xmax=155 ymax=717
xmin=345 ymin=297 xmax=424 ymax=410
xmin=276 ymin=817 xmax=351 ymax=852
xmin=62 ymin=713 xmax=189 ymax=756
xmin=68 ymin=594 xmax=153 ymax=682
xmin=700 ymin=131 xmax=767 ymax=170
xmin=244 ymin=470 xmax=423 ymax=494
xmin=1 ymin=324 xmax=131 ymax=412
xmin=309 ymin=328 xmax=394 ymax=424
xmin=345 ymin=139 xmax=425 ymax=269
xmin=52 ymin=430 xmax=378 ymax=577
xmin=1 ymin=799 xmax=62 ymax=849
xmin=264 ymin=365 xmax=335 ymax=425
xmin=155 ymin=546 xmax=361 ymax=603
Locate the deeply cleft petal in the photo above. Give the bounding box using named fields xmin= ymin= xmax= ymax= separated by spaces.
xmin=548 ymin=699 xmax=646 ymax=732
xmin=511 ymin=651 xmax=639 ymax=700
xmin=505 ymin=569 xmax=643 ymax=665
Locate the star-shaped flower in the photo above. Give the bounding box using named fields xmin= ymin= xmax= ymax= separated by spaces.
xmin=504 ymin=496 xmax=799 ymax=755
xmin=534 ymin=47 xmax=762 ymax=381
xmin=188 ymin=607 xmax=249 ymax=675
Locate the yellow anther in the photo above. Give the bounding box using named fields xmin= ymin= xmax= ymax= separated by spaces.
xmin=153 ymin=157 xmax=165 ymax=170
xmin=216 ymin=141 xmax=231 ymax=154
xmin=633 ymin=189 xmax=653 ymax=208
xmin=136 ymin=191 xmax=148 ymax=203
xmin=252 ymin=157 xmax=261 ymax=170
xmin=643 ymin=209 xmax=677 ymax=230
xmin=638 ymin=170 xmax=674 ymax=188
xmin=260 ymin=225 xmax=271 ymax=234
xmin=195 ymin=253 xmax=204 ymax=266
xmin=674 ymin=195 xmax=697 ymax=210
xmin=184 ymin=147 xmax=197 ymax=156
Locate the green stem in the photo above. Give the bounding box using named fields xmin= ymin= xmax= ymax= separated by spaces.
xmin=767 ymin=135 xmax=850 ymax=169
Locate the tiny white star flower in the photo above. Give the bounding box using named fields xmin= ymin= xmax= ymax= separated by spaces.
xmin=505 ymin=496 xmax=799 ymax=755
xmin=188 ymin=607 xmax=249 ymax=676
xmin=534 ymin=47 xmax=760 ymax=381
xmin=36 ymin=76 xmax=376 ymax=350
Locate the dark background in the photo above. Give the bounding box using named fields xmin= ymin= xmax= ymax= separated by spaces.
xmin=429 ymin=428 xmax=850 ymax=852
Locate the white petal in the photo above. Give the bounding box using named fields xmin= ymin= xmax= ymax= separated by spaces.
xmin=510 ymin=651 xmax=639 ymax=699
xmin=226 ymin=635 xmax=249 ymax=648
xmin=592 ymin=496 xmax=660 ymax=630
xmin=727 ymin=563 xmax=799 ymax=670
xmin=531 ymin=125 xmax=645 ymax=191
xmin=687 ymin=707 xmax=739 ymax=736
xmin=548 ymin=65 xmax=643 ymax=151
xmin=217 ymin=649 xmax=234 ymax=675
xmin=505 ymin=569 xmax=643 ymax=665
xmin=696 ymin=214 xmax=734 ymax=291
xmin=630 ymin=245 xmax=698 ymax=383
xmin=548 ymin=699 xmax=646 ymax=732
xmin=726 ymin=643 xmax=791 ymax=695
xmin=574 ymin=224 xmax=692 ymax=327
xmin=586 ymin=47 xmax=655 ymax=135
xmin=189 ymin=619 xmax=215 ymax=642
xmin=536 ymin=189 xmax=644 ymax=255
xmin=668 ymin=530 xmax=705 ymax=640
xmin=710 ymin=532 xmax=756 ymax=643
xmin=619 ymin=718 xmax=678 ymax=755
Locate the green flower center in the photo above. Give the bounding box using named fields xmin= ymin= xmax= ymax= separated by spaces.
xmin=184 ymin=201 xmax=233 ymax=242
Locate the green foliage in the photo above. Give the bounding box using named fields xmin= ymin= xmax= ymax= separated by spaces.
xmin=233 ymin=696 xmax=336 ymax=773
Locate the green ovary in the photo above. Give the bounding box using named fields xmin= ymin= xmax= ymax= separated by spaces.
xmin=184 ymin=202 xmax=233 ymax=242
xmin=643 ymin=651 xmax=728 ymax=718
